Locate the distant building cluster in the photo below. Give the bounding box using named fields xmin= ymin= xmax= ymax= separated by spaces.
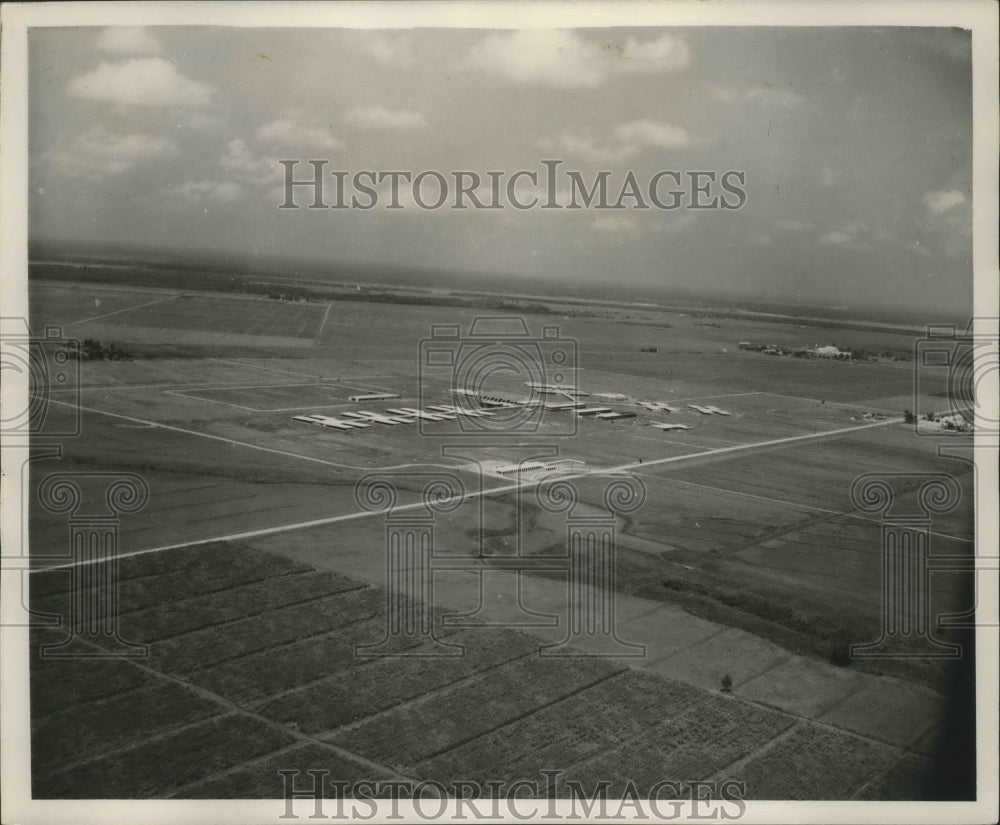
xmin=737 ymin=341 xmax=912 ymax=362
xmin=738 ymin=341 xmax=853 ymax=360
xmin=919 ymin=412 xmax=974 ymax=433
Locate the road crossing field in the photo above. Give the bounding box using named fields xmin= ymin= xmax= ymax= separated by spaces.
xmin=24 ymin=278 xmax=974 ymax=800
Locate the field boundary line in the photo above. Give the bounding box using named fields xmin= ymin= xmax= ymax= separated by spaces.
xmin=849 ymin=749 xmax=933 ymax=801
xmin=163 ymin=388 xmax=357 ymax=414
xmin=49 ymin=380 xmax=322 ymax=394
xmin=29 ymin=679 xmax=218 ymax=736
xmin=664 ymin=391 xmax=764 ymax=403
xmin=705 ymin=720 xmax=805 ymax=787
xmin=409 ymin=665 xmax=629 ymax=766
xmin=720 ymin=684 xmax=927 ymax=758
xmin=634 ymin=474 xmax=974 ymax=544
xmin=635 ymin=472 xmax=849 ymax=515
xmin=187 ymin=611 xmax=384 ymax=678
xmin=210 ymin=357 xmax=400 ymax=393
xmin=34 ymin=631 xmax=419 ymax=786
xmin=152 ymin=586 xmax=373 ymax=663
xmin=118 ymin=575 xmax=366 ymax=645
xmin=30 ymin=408 xmax=907 ymax=573
xmin=629 ymin=432 xmax=748 ymax=449
xmin=636 ymin=625 xmax=730 ymax=668
xmin=318 ymin=648 xmax=542 ymax=740
xmin=550 ymin=688 xmax=714 ymax=779
xmin=314 ymin=302 xmax=332 ymax=345
xmin=31 ymin=562 xmax=313 ymax=604
xmin=242 ymin=620 xmax=468 ymax=709
xmin=758 ymin=391 xmax=902 ymax=414
xmin=42 ymin=397 xmax=461 ymax=477
xmin=62 ymin=294 xmax=180 ymax=329
xmin=38 ymin=710 xmax=238 ymax=780
xmin=163 ymin=741 xmax=305 ymax=799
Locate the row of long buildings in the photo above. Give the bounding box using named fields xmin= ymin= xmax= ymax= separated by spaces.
xmin=291 ymin=386 xmax=737 ymax=435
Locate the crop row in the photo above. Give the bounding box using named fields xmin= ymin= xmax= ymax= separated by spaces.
xmin=148 ymin=586 xmax=381 ymax=674
xmin=30 ymin=635 xmax=161 ymax=718
xmin=30 ymin=540 xmax=311 ymax=601
xmin=193 ymin=607 xmax=465 ymax=706
xmin=33 ymin=681 xmax=222 ymax=768
xmin=416 ymin=669 xmax=707 ymax=786
xmin=255 ymin=627 xmax=543 ymax=738
xmin=36 ymin=713 xmax=294 ymax=799
xmin=331 ymin=655 xmax=622 ymax=773
xmin=564 ymin=692 xmax=794 ymax=796
xmin=178 ymin=742 xmax=395 ymax=799
xmin=735 ymin=722 xmax=900 ymax=799
xmin=117 ymin=570 xmax=361 ymax=643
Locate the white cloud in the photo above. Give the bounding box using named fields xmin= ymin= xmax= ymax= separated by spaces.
xmin=818 ymin=230 xmax=853 ymax=246
xmin=221 ymin=138 xmax=255 ymax=171
xmin=468 ymin=30 xmax=604 ymax=88
xmin=818 ymin=224 xmax=869 ymax=250
xmin=613 ymin=34 xmax=691 ymax=74
xmin=920 ymin=188 xmax=971 ymax=258
xmin=165 ymin=180 xmax=242 ymax=204
xmin=612 ymin=120 xmax=689 ymax=150
xmin=67 ymin=58 xmax=213 ymax=108
xmin=220 ymin=138 xmax=282 ymax=186
xmin=542 ymin=119 xmax=689 ymax=164
xmin=50 ymin=129 xmax=177 ymax=175
xmin=346 ymin=105 xmax=428 ymax=130
xmin=351 ymin=32 xmax=415 ymax=67
xmin=187 ymin=112 xmax=228 ymax=134
xmin=922 ymin=189 xmax=966 ymax=215
xmin=255 ymin=113 xmax=342 ymax=152
xmin=466 ymin=30 xmax=689 ymax=88
xmin=95 ymin=27 xmax=162 ymax=55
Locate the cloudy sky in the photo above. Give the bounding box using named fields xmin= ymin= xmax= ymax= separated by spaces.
xmin=28 ymin=25 xmax=972 ymax=314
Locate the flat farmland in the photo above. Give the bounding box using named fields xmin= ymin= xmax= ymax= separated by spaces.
xmin=28 ymin=542 xmax=929 ymax=800
xmin=647 ymin=424 xmax=974 ymax=518
xmin=35 ymin=286 xmax=327 ymax=340
xmin=170 ymin=380 xmax=394 ymax=412
xmin=731 ymin=723 xmax=904 ymax=800
xmin=30 ymin=282 xmax=182 ymax=328
xmin=24 ymin=277 xmax=977 ymax=800
xmin=583 ymin=350 xmax=924 ymax=401
xmin=416 ymin=671 xmax=711 ymax=786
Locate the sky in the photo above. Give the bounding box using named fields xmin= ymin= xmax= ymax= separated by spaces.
xmin=28 ymin=25 xmax=973 ymax=314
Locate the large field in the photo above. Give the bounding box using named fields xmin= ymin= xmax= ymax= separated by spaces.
xmin=23 ymin=275 xmax=976 ymax=802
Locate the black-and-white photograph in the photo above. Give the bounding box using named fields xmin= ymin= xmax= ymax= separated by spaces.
xmin=1 ymin=2 xmax=997 ymax=823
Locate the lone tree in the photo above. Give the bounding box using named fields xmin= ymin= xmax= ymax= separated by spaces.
xmin=721 ymin=674 xmax=733 ymax=693
xmin=903 ymin=409 xmax=916 ymax=424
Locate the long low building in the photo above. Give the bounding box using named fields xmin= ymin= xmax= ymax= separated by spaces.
xmin=640 ymin=401 xmax=679 ymax=412
xmin=348 ymin=392 xmax=400 ymax=402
